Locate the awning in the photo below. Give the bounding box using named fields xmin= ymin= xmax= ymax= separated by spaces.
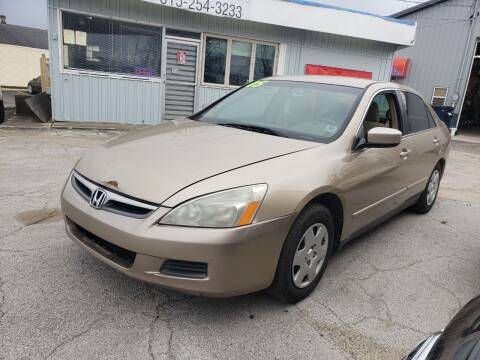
xmin=141 ymin=0 xmax=416 ymax=46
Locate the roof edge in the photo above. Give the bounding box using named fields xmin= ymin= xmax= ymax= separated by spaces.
xmin=141 ymin=0 xmax=417 ymax=46
xmin=391 ymin=0 xmax=449 ymax=18
xmin=287 ymin=0 xmax=416 ymax=26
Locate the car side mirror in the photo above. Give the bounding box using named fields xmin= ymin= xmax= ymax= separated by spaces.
xmin=367 ymin=127 xmax=402 ymax=147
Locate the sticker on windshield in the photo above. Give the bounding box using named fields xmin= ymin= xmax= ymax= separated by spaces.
xmin=324 ymin=124 xmax=339 ymax=136
xmin=246 ymin=80 xmax=268 ymax=88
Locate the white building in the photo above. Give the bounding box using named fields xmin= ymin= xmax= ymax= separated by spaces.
xmin=46 ymin=0 xmax=417 ymax=124
xmin=0 ymin=18 xmax=49 ymax=89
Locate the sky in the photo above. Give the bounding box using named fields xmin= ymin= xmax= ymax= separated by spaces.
xmin=0 ymin=0 xmax=425 ymax=30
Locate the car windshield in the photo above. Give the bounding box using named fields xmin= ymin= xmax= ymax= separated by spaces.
xmin=195 ymin=80 xmax=363 ymax=143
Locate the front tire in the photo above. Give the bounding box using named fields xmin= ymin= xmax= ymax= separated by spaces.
xmin=269 ymin=204 xmax=334 ymax=304
xmin=410 ymin=164 xmax=442 ymax=214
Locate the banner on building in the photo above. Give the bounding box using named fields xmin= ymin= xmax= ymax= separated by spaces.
xmin=305 ymin=64 xmax=372 ymax=80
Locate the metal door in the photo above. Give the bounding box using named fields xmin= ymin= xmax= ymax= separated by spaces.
xmin=164 ymin=40 xmax=199 ymax=120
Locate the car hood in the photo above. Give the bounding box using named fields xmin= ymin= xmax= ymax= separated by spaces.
xmin=75 ymin=119 xmax=319 ymax=204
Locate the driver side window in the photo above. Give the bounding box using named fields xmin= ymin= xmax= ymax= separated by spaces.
xmin=362 ymin=93 xmax=401 ymax=139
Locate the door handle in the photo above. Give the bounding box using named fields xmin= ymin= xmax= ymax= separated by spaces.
xmin=433 ymin=137 xmax=440 ymax=145
xmin=400 ymin=149 xmax=411 ymax=158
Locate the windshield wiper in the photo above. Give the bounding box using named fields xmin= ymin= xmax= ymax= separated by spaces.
xmin=219 ymin=123 xmax=289 ymax=138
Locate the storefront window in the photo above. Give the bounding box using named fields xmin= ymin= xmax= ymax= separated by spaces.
xmin=254 ymin=44 xmax=276 ymax=80
xmin=229 ymin=41 xmax=252 ymax=86
xmin=62 ymin=12 xmax=162 ymax=77
xmin=203 ymin=37 xmax=228 ymax=84
xmin=202 ymin=35 xmax=277 ymax=87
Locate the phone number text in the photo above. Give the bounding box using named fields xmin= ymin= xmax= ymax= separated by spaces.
xmin=158 ymin=0 xmax=243 ymax=19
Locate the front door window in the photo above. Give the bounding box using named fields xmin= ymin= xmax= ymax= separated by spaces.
xmin=361 ymin=92 xmax=401 ymax=141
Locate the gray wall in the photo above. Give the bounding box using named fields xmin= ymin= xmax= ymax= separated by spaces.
xmin=394 ymin=0 xmax=477 ymax=116
xmin=48 ymin=0 xmax=397 ymax=124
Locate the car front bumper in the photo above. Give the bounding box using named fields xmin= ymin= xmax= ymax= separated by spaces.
xmin=61 ymin=178 xmax=295 ymax=297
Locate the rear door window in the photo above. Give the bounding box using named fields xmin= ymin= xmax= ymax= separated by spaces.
xmin=402 ymin=92 xmax=434 ymax=135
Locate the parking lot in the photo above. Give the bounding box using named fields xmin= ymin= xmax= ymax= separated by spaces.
xmin=1 ymin=128 xmax=479 ymax=360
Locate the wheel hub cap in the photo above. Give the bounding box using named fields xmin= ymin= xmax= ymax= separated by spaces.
xmin=292 ymin=223 xmax=329 ymax=289
xmin=427 ymin=170 xmax=440 ymax=206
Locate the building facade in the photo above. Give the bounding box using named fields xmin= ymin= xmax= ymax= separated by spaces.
xmin=393 ymin=0 xmax=480 ymax=133
xmin=47 ymin=0 xmax=415 ymax=125
xmin=0 ymin=21 xmax=49 ymax=88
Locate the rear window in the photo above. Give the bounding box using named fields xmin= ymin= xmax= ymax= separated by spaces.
xmin=196 ymin=80 xmax=363 ymax=143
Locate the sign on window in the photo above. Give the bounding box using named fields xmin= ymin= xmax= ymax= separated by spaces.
xmin=176 ymin=51 xmax=186 ymax=65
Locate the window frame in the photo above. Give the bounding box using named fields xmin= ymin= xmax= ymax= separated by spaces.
xmin=201 ymin=32 xmax=279 ymax=88
xmin=58 ymin=9 xmax=164 ymax=82
xmin=351 ymin=88 xmax=401 ymax=152
xmin=431 ymin=86 xmax=448 ymax=107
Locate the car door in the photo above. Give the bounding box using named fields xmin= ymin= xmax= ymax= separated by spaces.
xmin=398 ymin=91 xmax=442 ymax=198
xmin=341 ymin=91 xmax=412 ymax=234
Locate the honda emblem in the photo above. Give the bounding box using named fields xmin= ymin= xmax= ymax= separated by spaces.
xmin=90 ymin=188 xmax=107 ymax=209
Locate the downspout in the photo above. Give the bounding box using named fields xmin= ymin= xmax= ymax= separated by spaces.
xmin=452 ymin=0 xmax=479 ymax=133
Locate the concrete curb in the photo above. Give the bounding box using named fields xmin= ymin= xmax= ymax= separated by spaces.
xmin=0 ymin=121 xmax=144 ymax=132
xmin=51 ymin=121 xmax=145 ymax=131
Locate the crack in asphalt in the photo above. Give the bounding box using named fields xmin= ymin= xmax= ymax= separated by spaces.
xmin=314 ymin=283 xmax=428 ymax=336
xmin=42 ymin=316 xmax=105 ymax=360
xmin=347 ymin=258 xmax=434 ymax=283
xmin=147 ymin=291 xmax=189 ymax=360
xmin=419 ymin=269 xmax=463 ymax=312
xmin=0 ymin=275 xmax=5 ymax=326
xmin=354 ymin=281 xmax=393 ymax=322
xmin=426 ymin=213 xmax=478 ymax=241
xmin=351 ymin=314 xmax=428 ymax=336
xmin=346 ymin=254 xmax=473 ymax=317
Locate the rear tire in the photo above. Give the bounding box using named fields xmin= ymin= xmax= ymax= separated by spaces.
xmin=410 ymin=164 xmax=442 ymax=214
xmin=269 ymin=204 xmax=334 ymax=304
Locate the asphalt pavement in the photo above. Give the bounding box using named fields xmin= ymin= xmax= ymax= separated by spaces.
xmin=0 ymin=128 xmax=479 ymax=360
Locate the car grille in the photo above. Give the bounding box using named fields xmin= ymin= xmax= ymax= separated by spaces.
xmin=68 ymin=218 xmax=136 ymax=268
xmin=71 ymin=171 xmax=158 ymax=219
xmin=160 ymin=260 xmax=208 ymax=279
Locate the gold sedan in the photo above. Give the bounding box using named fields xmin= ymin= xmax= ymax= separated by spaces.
xmin=61 ymin=76 xmax=450 ymax=303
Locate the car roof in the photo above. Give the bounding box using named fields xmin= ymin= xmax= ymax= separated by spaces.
xmin=265 ymin=75 xmax=408 ymax=91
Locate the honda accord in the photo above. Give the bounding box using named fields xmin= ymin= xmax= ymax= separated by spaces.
xmin=61 ymin=76 xmax=450 ymax=303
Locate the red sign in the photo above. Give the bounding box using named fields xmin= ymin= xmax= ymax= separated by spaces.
xmin=392 ymin=58 xmax=410 ymax=78
xmin=176 ymin=51 xmax=186 ymax=65
xmin=305 ymin=64 xmax=372 ymax=80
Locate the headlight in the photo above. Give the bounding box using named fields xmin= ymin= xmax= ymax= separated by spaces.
xmin=159 ymin=184 xmax=268 ymax=228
